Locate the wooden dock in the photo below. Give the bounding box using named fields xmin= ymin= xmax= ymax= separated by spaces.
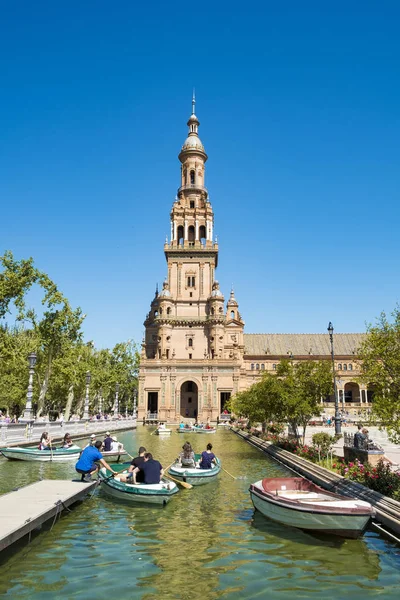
xmin=0 ymin=479 xmax=97 ymax=552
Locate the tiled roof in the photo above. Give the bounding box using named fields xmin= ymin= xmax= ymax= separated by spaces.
xmin=243 ymin=333 xmax=366 ymax=357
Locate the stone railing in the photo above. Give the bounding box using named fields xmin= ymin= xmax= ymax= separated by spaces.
xmin=0 ymin=418 xmax=137 ymax=447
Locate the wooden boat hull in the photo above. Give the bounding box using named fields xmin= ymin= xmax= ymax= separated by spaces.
xmin=0 ymin=445 xmax=81 ymax=462
xmin=168 ymin=455 xmax=221 ymax=485
xmin=100 ymin=450 xmax=128 ymax=462
xmin=155 ymin=429 xmax=171 ymax=435
xmin=98 ymin=467 xmax=178 ymax=505
xmin=194 ymin=427 xmax=216 ymax=434
xmin=249 ymin=478 xmax=374 ymax=538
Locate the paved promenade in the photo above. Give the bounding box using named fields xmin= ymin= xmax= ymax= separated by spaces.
xmin=303 ymin=424 xmax=400 ymax=468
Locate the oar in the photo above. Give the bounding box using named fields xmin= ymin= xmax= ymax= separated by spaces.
xmin=221 ymin=466 xmax=237 ymax=480
xmin=163 ymin=461 xmax=193 ymax=489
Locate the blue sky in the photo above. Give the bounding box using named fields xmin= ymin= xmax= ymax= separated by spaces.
xmin=1 ymin=1 xmax=399 ymax=348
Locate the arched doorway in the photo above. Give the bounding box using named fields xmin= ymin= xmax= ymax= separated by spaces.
xmin=180 ymin=381 xmax=198 ymax=419
xmin=344 ymin=382 xmax=360 ymax=404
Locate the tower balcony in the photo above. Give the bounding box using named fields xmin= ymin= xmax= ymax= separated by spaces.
xmin=178 ymin=184 xmax=208 ymax=195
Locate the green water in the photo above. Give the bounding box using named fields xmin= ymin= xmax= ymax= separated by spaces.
xmin=0 ymin=428 xmax=399 ymax=599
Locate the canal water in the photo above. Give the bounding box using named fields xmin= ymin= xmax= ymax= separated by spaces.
xmin=0 ymin=428 xmax=399 ymax=599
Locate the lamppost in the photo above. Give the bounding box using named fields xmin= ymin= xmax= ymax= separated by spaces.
xmin=83 ymin=371 xmax=91 ymax=420
xmin=99 ymin=387 xmax=103 ymax=416
xmin=328 ymin=322 xmax=341 ymax=435
xmin=20 ymin=352 xmax=37 ymax=422
xmin=133 ymin=388 xmax=137 ymax=419
xmin=114 ymin=383 xmax=120 ymax=418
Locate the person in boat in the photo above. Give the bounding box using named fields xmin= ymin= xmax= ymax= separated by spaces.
xmin=178 ymin=441 xmax=196 ymax=468
xmin=132 ymin=452 xmax=163 ymax=485
xmin=103 ymin=431 xmax=113 ymax=451
xmin=179 ymin=421 xmax=185 ymax=430
xmin=84 ymin=434 xmax=97 ymax=448
xmin=199 ymin=443 xmax=217 ymax=469
xmin=39 ymin=432 xmax=52 ymax=450
xmin=158 ymin=422 xmax=166 ymax=430
xmin=110 ymin=436 xmax=124 ymax=452
xmin=75 ymin=441 xmax=117 ymax=482
xmin=61 ymin=433 xmax=73 ymax=448
xmin=118 ymin=446 xmax=146 ymax=483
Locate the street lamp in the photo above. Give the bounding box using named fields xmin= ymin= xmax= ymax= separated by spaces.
xmin=328 ymin=322 xmax=341 ymax=435
xmin=114 ymin=382 xmax=120 ymax=418
xmin=83 ymin=371 xmax=91 ymax=420
xmin=99 ymin=386 xmax=103 ymax=415
xmin=20 ymin=352 xmax=37 ymax=422
xmin=133 ymin=388 xmax=137 ymax=418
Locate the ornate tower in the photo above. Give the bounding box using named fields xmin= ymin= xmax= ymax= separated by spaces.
xmin=138 ymin=98 xmax=245 ymax=422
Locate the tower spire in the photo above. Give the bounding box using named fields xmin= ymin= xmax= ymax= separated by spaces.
xmin=192 ymin=89 xmax=196 ymax=115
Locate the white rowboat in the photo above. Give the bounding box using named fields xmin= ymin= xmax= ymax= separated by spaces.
xmin=249 ymin=477 xmax=374 ymax=538
xmin=0 ymin=445 xmax=81 ymax=462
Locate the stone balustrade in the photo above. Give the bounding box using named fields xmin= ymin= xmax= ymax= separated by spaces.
xmin=0 ymin=418 xmax=137 ymax=447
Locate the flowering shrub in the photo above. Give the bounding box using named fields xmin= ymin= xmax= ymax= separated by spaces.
xmin=267 ymin=422 xmax=285 ymax=435
xmin=335 ymin=458 xmax=400 ymax=499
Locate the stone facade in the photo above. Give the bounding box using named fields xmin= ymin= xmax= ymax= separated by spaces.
xmin=138 ymin=102 xmax=372 ymax=422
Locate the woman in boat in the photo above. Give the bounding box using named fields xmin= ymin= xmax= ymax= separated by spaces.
xmin=199 ymin=443 xmax=216 ymax=469
xmin=39 ymin=432 xmax=52 ymax=450
xmin=178 ymin=441 xmax=196 ymax=468
xmin=61 ymin=433 xmax=73 ymax=448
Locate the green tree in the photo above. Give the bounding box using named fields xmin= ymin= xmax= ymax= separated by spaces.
xmin=358 ymin=306 xmax=400 ymax=443
xmin=230 ymin=359 xmax=332 ymax=444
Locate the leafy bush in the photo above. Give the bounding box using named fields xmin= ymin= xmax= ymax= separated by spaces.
xmin=311 ymin=432 xmax=338 ymax=458
xmin=335 ymin=458 xmax=400 ymax=498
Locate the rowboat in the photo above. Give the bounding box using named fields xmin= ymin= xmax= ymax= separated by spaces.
xmin=176 ymin=427 xmax=195 ymax=433
xmin=249 ymin=477 xmax=375 ymax=538
xmin=155 ymin=427 xmax=172 ymax=436
xmin=168 ymin=453 xmax=221 ymax=485
xmin=98 ymin=465 xmax=179 ymax=505
xmin=101 ymin=449 xmax=128 ymax=462
xmin=194 ymin=426 xmax=216 ymax=434
xmin=0 ymin=445 xmax=81 ymax=462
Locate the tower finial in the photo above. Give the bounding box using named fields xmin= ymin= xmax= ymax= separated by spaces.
xmin=192 ymin=89 xmax=196 ymax=115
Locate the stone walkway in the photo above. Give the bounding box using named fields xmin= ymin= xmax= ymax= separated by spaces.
xmin=303 ymin=424 xmax=400 ymax=468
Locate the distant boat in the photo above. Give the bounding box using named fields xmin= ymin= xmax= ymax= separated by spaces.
xmin=194 ymin=426 xmax=216 ymax=434
xmin=249 ymin=477 xmax=374 ymax=538
xmin=155 ymin=426 xmax=172 ymax=436
xmin=176 ymin=426 xmax=195 ymax=433
xmin=98 ymin=466 xmax=179 ymax=505
xmin=168 ymin=454 xmax=221 ymax=485
xmin=0 ymin=445 xmax=81 ymax=462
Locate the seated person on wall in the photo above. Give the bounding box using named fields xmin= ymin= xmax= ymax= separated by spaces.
xmin=132 ymin=452 xmax=164 ymax=485
xmin=353 ymin=424 xmax=366 ymax=449
xmin=178 ymin=442 xmax=196 ymax=468
xmin=118 ymin=446 xmax=146 ymax=483
xmin=75 ymin=441 xmax=116 ymax=482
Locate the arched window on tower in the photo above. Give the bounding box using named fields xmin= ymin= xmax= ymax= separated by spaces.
xmin=230 ymin=310 xmax=235 ymax=319
xmin=190 ymin=170 xmax=195 ymax=185
xmin=199 ymin=225 xmax=206 ymax=246
xmin=188 ymin=225 xmax=195 ymax=246
xmin=177 ymin=225 xmax=184 ymax=246
xmin=188 ymin=338 xmax=193 ymax=347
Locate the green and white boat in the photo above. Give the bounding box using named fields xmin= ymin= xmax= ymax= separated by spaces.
xmin=98 ymin=464 xmax=179 ymax=505
xmin=0 ymin=445 xmax=81 ymax=462
xmin=194 ymin=426 xmax=216 ymax=434
xmin=168 ymin=454 xmax=221 ymax=486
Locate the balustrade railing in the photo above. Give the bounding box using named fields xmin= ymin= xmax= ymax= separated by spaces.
xmin=0 ymin=417 xmax=137 ymax=446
